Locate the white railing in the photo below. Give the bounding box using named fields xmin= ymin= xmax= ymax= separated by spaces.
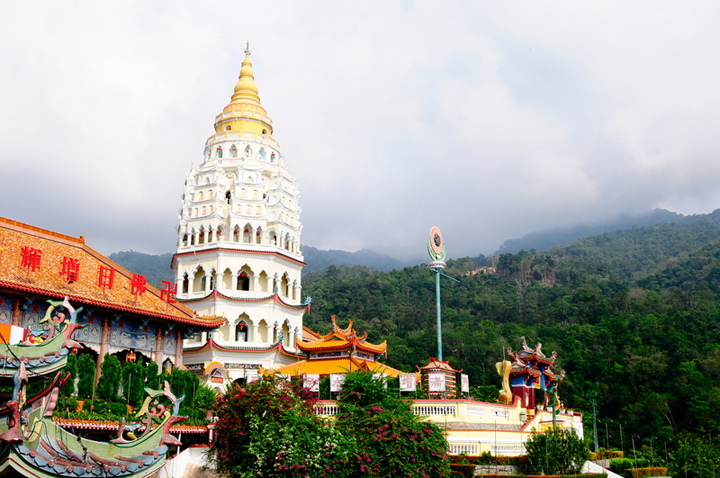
xmin=314 ymin=404 xmax=341 ymax=416
xmin=448 ymin=444 xmax=478 ymax=455
xmin=412 ymin=405 xmax=456 ymax=416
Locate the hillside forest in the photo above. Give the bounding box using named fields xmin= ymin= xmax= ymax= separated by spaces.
xmin=302 ymin=210 xmax=720 ymax=454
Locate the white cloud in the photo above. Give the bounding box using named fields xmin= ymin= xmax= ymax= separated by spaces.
xmin=2 ymin=1 xmax=720 ymax=261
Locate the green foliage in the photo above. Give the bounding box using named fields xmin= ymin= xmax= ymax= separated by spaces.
xmin=60 ymin=353 xmax=77 ymax=397
xmin=121 ymin=361 xmax=145 ymax=407
xmin=209 ymin=377 xmax=353 ymax=478
xmin=668 ymin=435 xmax=720 ymax=478
xmin=161 ymin=368 xmax=202 ymax=418
xmin=76 ymin=353 xmax=96 ymax=400
xmin=96 ymin=354 xmax=121 ymax=401
xmin=524 ymin=428 xmax=588 ymax=475
xmin=335 ymin=372 xmax=450 ymax=478
xmin=145 ymin=361 xmax=160 ymax=390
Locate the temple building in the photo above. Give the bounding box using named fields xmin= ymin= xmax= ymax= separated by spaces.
xmin=174 ymin=45 xmax=306 ymax=389
xmin=0 ymin=217 xmax=223 ymax=373
xmin=267 ymin=316 xmax=404 ymax=378
xmin=0 ymin=217 xmax=223 ymax=477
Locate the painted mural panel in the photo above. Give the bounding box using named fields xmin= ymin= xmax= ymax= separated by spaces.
xmin=110 ymin=317 xmax=155 ymax=352
xmin=22 ymin=300 xmax=47 ymax=331
xmin=74 ymin=312 xmax=103 ymax=347
xmin=163 ymin=332 xmax=176 ymax=354
xmin=0 ymin=294 xmax=12 ymax=325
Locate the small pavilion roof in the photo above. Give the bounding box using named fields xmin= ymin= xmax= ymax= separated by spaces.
xmin=296 ymin=315 xmax=387 ymax=355
xmin=266 ymin=356 xmax=404 ymax=377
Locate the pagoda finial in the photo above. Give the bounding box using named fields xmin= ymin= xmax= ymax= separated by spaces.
xmin=231 ymin=42 xmax=260 ymax=105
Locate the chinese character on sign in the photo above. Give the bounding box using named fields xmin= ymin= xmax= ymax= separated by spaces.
xmin=428 ymin=373 xmax=446 ymax=392
xmin=60 ymin=256 xmax=80 ymax=283
xmin=330 ymin=374 xmax=345 ymax=392
xmin=97 ymin=266 xmax=115 ymax=290
xmin=399 ymin=373 xmax=417 ymax=392
xmin=131 ymin=274 xmax=147 ymax=296
xmin=160 ymin=281 xmax=177 ymax=303
xmin=461 ymin=373 xmax=470 ymax=393
xmin=20 ymin=246 xmax=42 ymax=272
xmin=303 ymin=374 xmax=320 ymax=392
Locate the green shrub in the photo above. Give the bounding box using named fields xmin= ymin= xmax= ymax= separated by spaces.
xmin=524 ymin=428 xmax=589 ymax=475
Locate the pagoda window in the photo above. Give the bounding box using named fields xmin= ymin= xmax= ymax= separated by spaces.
xmin=193 ymin=267 xmax=206 ymax=293
xmin=225 ymin=190 xmax=232 ymax=203
xmin=182 ymin=273 xmax=189 ymax=294
xmin=255 ymin=206 xmax=261 ymax=215
xmin=281 ymin=322 xmax=290 ymax=347
xmin=242 ymin=225 xmax=252 ymax=243
xmin=252 ymin=190 xmax=259 ymax=199
xmin=259 ymin=147 xmax=266 ymax=160
xmin=257 ymin=319 xmax=269 ymax=343
xmin=240 ymin=189 xmax=247 ymax=198
xmin=236 ymin=320 xmax=249 ymax=342
xmin=237 ymin=271 xmax=250 ymax=291
xmin=279 ymin=274 xmax=289 ymax=298
xmin=230 ymin=145 xmax=238 ymax=157
xmin=233 ymin=225 xmax=240 ymax=243
xmin=270 ymin=152 xmax=276 ymax=163
xmin=269 ymin=231 xmax=277 ymax=246
xmin=246 ymin=206 xmax=252 ymax=215
xmin=222 ymin=268 xmax=233 ymax=290
xmin=258 ymin=271 xmax=269 ymax=293
xmin=285 ymin=233 xmax=291 ymax=250
xmin=255 ymin=226 xmax=263 ymax=244
xmin=182 ymin=234 xmax=188 ymax=247
xmin=198 ymin=227 xmax=205 ymax=244
xmin=209 ymin=273 xmax=216 ymax=291
xmin=216 ymin=147 xmax=223 ymax=159
xmin=198 ymin=191 xmax=204 ymax=201
xmin=225 ymin=125 xmax=231 ymax=131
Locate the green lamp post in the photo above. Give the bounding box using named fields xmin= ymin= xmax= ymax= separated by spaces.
xmin=427 ymin=226 xmax=447 ymax=361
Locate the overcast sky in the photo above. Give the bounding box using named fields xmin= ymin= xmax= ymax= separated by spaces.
xmin=2 ymin=1 xmax=720 ymax=262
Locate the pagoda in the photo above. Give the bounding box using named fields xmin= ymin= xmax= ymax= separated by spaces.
xmin=174 ymin=45 xmax=306 ymax=388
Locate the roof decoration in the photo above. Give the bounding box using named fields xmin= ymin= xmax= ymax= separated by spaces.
xmin=0 ymin=217 xmax=223 ymax=328
xmin=296 ymin=315 xmax=386 ymax=355
xmin=496 ymin=337 xmax=566 ymax=410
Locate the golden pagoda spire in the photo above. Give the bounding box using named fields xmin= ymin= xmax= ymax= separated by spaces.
xmin=231 ymin=41 xmax=261 ymax=105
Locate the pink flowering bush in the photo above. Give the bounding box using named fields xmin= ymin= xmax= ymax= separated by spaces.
xmin=336 ymin=372 xmax=450 ymax=478
xmin=209 ymin=378 xmax=354 ymax=477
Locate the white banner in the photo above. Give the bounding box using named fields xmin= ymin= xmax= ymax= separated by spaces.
xmin=373 ymin=373 xmax=388 ymax=388
xmin=303 ymin=374 xmax=320 ymax=392
xmin=461 ymin=373 xmax=469 ymax=393
xmin=399 ymin=373 xmax=417 ymax=392
xmin=330 ymin=374 xmax=345 ymax=392
xmin=246 ymin=373 xmax=259 ymax=384
xmin=428 ymin=373 xmax=446 ymax=392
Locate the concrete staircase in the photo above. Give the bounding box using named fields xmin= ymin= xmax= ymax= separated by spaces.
xmin=582 ymin=460 xmax=624 ymax=478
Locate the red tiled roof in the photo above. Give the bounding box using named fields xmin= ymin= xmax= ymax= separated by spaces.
xmin=0 ymin=217 xmax=224 ymax=328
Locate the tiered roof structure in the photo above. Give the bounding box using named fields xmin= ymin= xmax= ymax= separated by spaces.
xmin=268 ymin=316 xmax=403 ymax=377
xmin=501 ymin=337 xmax=565 ymax=410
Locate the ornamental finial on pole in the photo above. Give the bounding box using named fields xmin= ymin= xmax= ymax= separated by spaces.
xmin=427 ymin=226 xmax=446 ymax=270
